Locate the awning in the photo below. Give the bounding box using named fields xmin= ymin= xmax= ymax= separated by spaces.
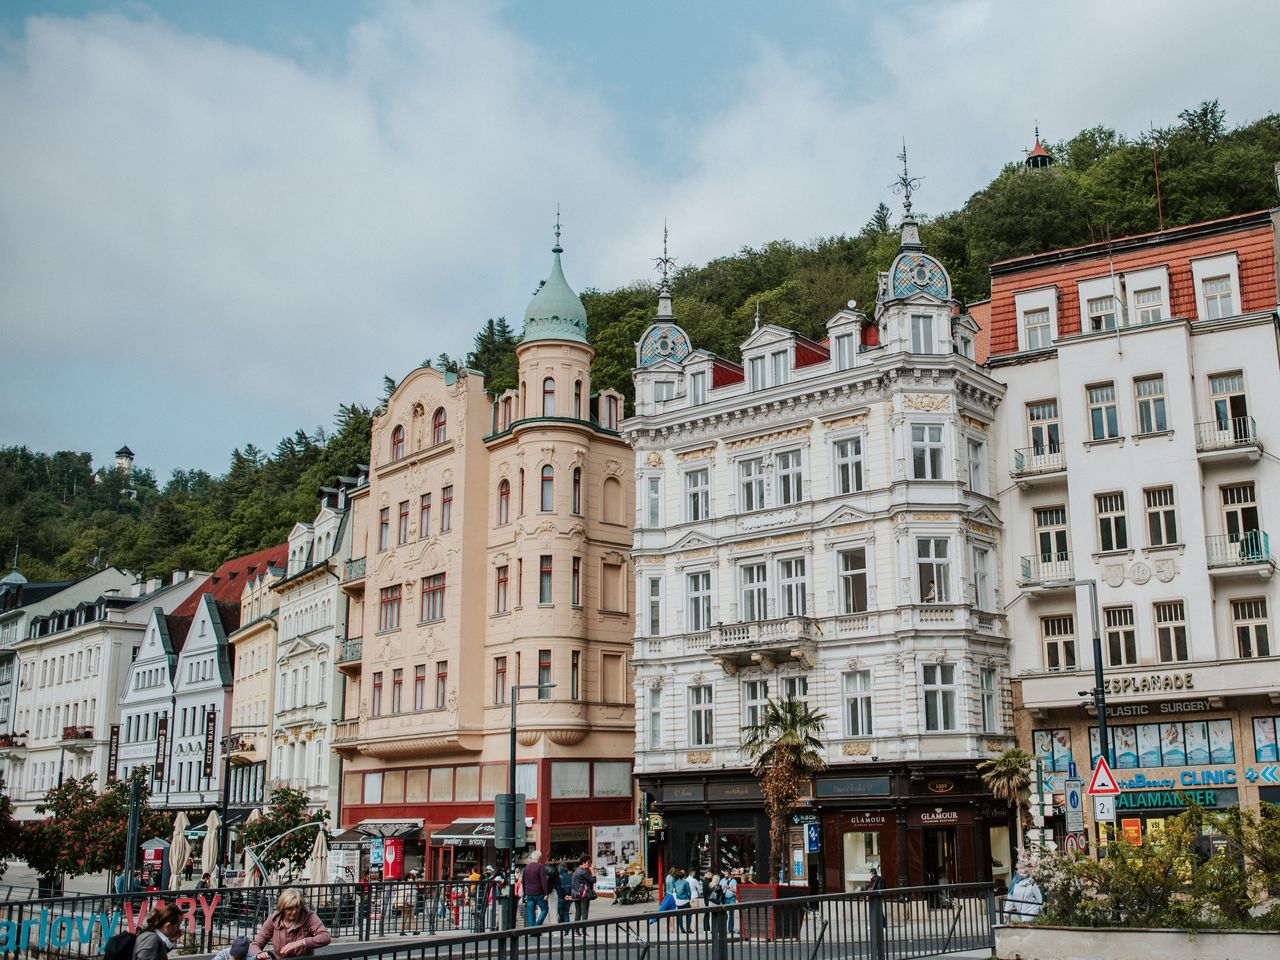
xmin=330 ymin=828 xmax=367 ymax=846
xmin=355 ymin=819 xmax=422 ymax=839
xmin=430 ymin=820 xmax=497 ymax=847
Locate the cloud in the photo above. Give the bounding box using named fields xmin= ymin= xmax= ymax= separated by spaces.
xmin=1 ymin=0 xmax=1276 ymax=475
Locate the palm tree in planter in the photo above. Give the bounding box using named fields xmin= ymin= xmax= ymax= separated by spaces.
xmin=743 ymin=696 xmax=828 ymax=886
xmin=978 ymin=748 xmax=1034 ymax=869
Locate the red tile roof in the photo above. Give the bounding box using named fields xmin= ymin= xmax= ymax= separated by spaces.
xmin=968 ymin=300 xmax=991 ymax=365
xmin=794 ymin=335 xmax=831 ymax=368
xmin=1027 ymin=138 xmax=1051 ymax=161
xmin=168 ymin=543 xmax=287 ymax=643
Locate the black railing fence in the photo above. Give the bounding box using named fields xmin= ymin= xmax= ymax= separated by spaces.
xmin=0 ymin=880 xmax=998 ymax=959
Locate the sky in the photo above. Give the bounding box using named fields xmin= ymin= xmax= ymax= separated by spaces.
xmin=2 ymin=0 xmax=1278 ymax=478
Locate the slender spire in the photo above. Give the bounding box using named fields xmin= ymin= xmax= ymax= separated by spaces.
xmin=891 ymin=141 xmax=925 ymax=251
xmin=653 ymin=220 xmax=676 ymax=319
xmin=754 ymin=300 xmax=761 ymax=331
xmin=553 ymin=204 xmax=562 ymax=253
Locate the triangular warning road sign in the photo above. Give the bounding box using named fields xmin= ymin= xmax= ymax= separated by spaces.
xmin=1087 ymin=757 xmax=1121 ymax=796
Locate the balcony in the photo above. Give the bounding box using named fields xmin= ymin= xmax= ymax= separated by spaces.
xmin=0 ymin=733 xmax=27 ymax=758
xmin=707 ymin=617 xmax=818 ymax=673
xmin=228 ymin=733 xmax=260 ymax=764
xmin=337 ymin=637 xmax=363 ymax=675
xmin=341 ymin=557 xmax=366 ymax=595
xmin=333 ymin=718 xmax=362 ymax=758
xmin=1206 ymin=532 xmax=1274 ymax=579
xmin=1195 ymin=417 xmax=1262 ymax=463
xmin=59 ymin=725 xmax=95 ymax=752
xmin=1018 ymin=553 xmax=1075 ymax=590
xmin=1010 ymin=446 xmax=1066 ymax=487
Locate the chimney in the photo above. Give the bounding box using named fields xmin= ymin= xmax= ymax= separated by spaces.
xmin=146 ymin=577 xmax=163 ymax=594
xmin=172 ymin=570 xmax=186 ymax=585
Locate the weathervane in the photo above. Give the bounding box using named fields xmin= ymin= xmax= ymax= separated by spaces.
xmin=892 ymin=139 xmax=924 ymax=215
xmin=653 ymin=220 xmax=677 ymax=287
xmin=553 ymin=204 xmax=562 ymax=251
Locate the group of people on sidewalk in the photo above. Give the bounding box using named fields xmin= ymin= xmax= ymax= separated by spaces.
xmin=517 ymin=851 xmax=597 ymax=933
xmin=663 ymin=866 xmax=740 ymax=933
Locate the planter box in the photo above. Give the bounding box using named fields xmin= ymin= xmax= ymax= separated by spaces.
xmin=996 ymin=923 xmax=1280 ymax=960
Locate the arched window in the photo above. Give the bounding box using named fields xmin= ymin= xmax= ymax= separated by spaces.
xmin=431 ymin=407 xmax=447 ymax=445
xmin=542 ymin=378 xmax=556 ymax=417
xmin=572 ymin=468 xmax=582 ymax=515
xmin=390 ymin=425 xmax=405 ymax=461
xmin=573 ymin=380 xmax=583 ymax=419
xmin=497 ymin=479 xmax=511 ymax=525
xmin=603 ymin=476 xmax=623 ymax=524
xmin=541 ymin=465 xmax=555 ymax=511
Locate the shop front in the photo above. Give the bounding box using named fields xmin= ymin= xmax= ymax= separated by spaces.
xmin=641 ymin=777 xmax=772 ymax=885
xmin=353 ymin=819 xmax=424 ymax=878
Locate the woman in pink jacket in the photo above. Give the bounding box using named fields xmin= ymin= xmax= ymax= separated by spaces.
xmin=250 ymin=889 xmax=332 ymax=959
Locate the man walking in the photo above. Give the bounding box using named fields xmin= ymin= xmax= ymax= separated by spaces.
xmin=521 ymin=851 xmax=551 ymax=928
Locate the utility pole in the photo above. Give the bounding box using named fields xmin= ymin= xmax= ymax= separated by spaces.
xmin=504 ymin=682 xmax=553 ymax=930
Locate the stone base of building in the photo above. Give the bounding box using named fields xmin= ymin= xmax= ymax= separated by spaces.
xmin=995 ymin=924 xmax=1280 ymax=960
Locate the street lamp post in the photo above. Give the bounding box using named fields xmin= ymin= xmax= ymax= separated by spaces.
xmin=1043 ymin=578 xmax=1111 ymax=766
xmin=505 ymin=681 xmax=554 ymax=930
xmin=219 ymin=723 xmax=268 ymax=882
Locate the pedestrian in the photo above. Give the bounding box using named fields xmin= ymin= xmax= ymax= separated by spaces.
xmin=249 ymin=888 xmax=332 ymax=959
xmin=1005 ymin=864 xmax=1043 ymax=923
xmin=394 ymin=873 xmax=414 ymax=934
xmin=196 ymin=873 xmax=213 ymax=891
xmin=687 ymin=869 xmax=703 ymax=912
xmin=521 ymin=851 xmax=551 ymax=928
xmin=210 ymin=936 xmax=250 ymax=960
xmin=867 ymin=867 xmax=886 ymax=891
xmin=705 ymin=874 xmax=725 ymax=931
xmin=556 ymin=861 xmax=574 ymax=924
xmin=133 ymin=904 xmax=184 ymax=960
xmin=183 ymin=856 xmax=195 ymax=883
xmin=570 ymin=856 xmax=596 ymax=931
xmin=672 ymin=869 xmax=692 ymax=934
xmin=722 ymin=870 xmax=739 ymax=934
xmin=664 ymin=866 xmax=676 ymax=898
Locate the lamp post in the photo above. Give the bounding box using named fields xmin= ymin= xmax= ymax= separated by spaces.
xmin=1042 ymin=578 xmax=1111 ymax=766
xmin=505 ymin=681 xmax=554 ymax=929
xmin=219 ymin=723 xmax=268 ymax=883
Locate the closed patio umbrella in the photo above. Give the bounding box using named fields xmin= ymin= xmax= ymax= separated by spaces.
xmin=306 ymin=829 xmax=329 ymax=884
xmin=169 ymin=812 xmax=191 ymax=887
xmin=201 ymin=809 xmax=222 ymax=877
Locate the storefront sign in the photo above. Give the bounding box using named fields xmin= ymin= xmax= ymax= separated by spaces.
xmin=1103 ymin=672 xmax=1194 ymax=697
xmin=1117 ymin=768 xmax=1237 ymax=791
xmin=202 ymin=711 xmax=217 ymax=779
xmin=927 ymin=779 xmax=955 ymax=794
xmin=843 ymin=812 xmax=889 ymax=829
xmin=369 ymin=838 xmax=384 ymax=867
xmin=328 ymin=845 xmax=361 ymax=883
xmin=1120 ymin=819 xmax=1143 ymax=845
xmin=908 ymin=806 xmax=973 ymax=826
xmin=789 ymin=812 xmax=818 ymax=825
xmin=707 ymin=781 xmax=762 ymax=802
xmin=661 ymin=783 xmax=704 ymax=804
xmin=814 ymin=776 xmax=891 ymax=799
xmin=1114 ymin=788 xmax=1238 ymax=811
xmin=107 ymin=725 xmax=120 ymax=782
xmin=153 ymin=717 xmax=169 ymax=783
xmin=1105 ymin=698 xmax=1212 ymax=717
xmin=383 ymin=838 xmax=404 ymax=879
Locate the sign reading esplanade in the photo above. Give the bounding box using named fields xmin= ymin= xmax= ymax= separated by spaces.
xmin=1103 ymin=671 xmax=1194 ymax=697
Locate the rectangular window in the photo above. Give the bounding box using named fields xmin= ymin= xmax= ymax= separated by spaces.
xmin=371 ymin=672 xmax=383 ymax=716
xmin=648 ymin=688 xmax=662 ymax=749
xmin=647 ymin=577 xmax=662 ymax=636
xmin=391 ymin=668 xmax=403 ymax=713
xmin=1222 ymin=482 xmax=1260 ymax=544
xmin=1104 ymin=606 xmax=1138 ymax=666
xmin=1033 ymin=728 xmax=1074 ymax=772
xmin=602 ymin=561 xmax=624 ymax=611
xmin=779 ymin=557 xmax=807 ymax=617
xmin=538 ymin=556 xmax=553 ymax=604
xmin=1091 ymin=719 xmax=1234 ymax=769
xmin=654 ymin=380 xmax=675 ymax=402
xmin=740 ymin=562 xmax=767 ymax=622
xmin=923 ymin=663 xmax=957 ymax=731
xmin=1027 ymin=400 xmax=1061 ymax=455
xmin=570 ymin=651 xmax=580 ymax=700
xmin=739 ymin=458 xmax=765 ymax=511
xmin=1088 ymin=383 xmax=1120 ymax=440
xmin=685 ymin=468 xmax=710 ymax=522
xmin=397 ymin=500 xmax=410 ymax=545
xmin=378 ymin=585 xmax=401 ymax=632
xmin=689 ymin=371 xmax=707 ymax=406
xmin=571 ymin=557 xmax=582 ymax=606
xmin=1233 ymin=598 xmax=1270 ymax=659
xmin=433 ymin=660 xmax=447 ymax=708
xmin=494 ymin=657 xmax=507 ymax=705
xmin=1145 ymin=487 xmax=1178 ymax=547
xmin=440 ymin=485 xmax=453 ymax=531
xmin=1134 ymin=376 xmax=1168 ymax=434
xmin=770 ymin=350 xmax=789 ymax=386
xmin=748 ymin=355 xmax=766 ymax=391
xmin=1023 ymin=308 xmax=1051 ymax=349
xmin=776 ymin=450 xmax=803 ymax=505
xmin=1155 ymin=601 xmax=1188 ymax=662
xmin=782 ymin=675 xmax=808 ymax=706
xmin=419 ymin=493 xmax=431 ymax=538
xmin=378 ymin=507 xmax=390 ymax=551
xmin=421 ymin=573 xmax=446 ymax=622
xmin=916 ymin=537 xmax=950 ymax=602
xmin=1042 ymin=615 xmax=1077 ymax=671
xmin=911 ymin=424 xmax=945 ymax=479
xmin=1135 ymin=286 xmax=1163 ymax=324
xmin=495 ymin=565 xmax=509 ymax=613
xmin=743 ymin=679 xmax=769 ymax=728
xmin=972 ymin=546 xmax=994 ymax=611
xmin=1202 ymin=275 xmax=1233 ymax=320
xmin=967 ymin=439 xmax=987 ymax=494
xmin=1035 ymin=506 xmax=1069 ymax=561
xmin=842 ymin=670 xmax=873 ymax=736
xmin=687 ymin=571 xmax=712 ymax=631
xmin=838 ymin=547 xmax=868 ymax=614
xmin=1254 ymin=716 xmax=1280 ymax=763
xmin=1211 ymin=371 xmax=1249 ymax=436
xmin=833 ymin=437 xmax=863 ymax=495
xmin=980 ymin=668 xmax=998 ymax=733
xmin=414 ymin=664 xmax=426 ymax=711
xmin=911 ymin=314 xmax=934 ymax=353
xmin=834 ymin=333 xmax=855 ymax=370
xmin=537 ymin=651 xmax=551 ymax=698
xmin=645 ymin=476 xmax=661 ymax=527
xmin=1096 ymin=492 xmax=1129 ymax=552
xmin=689 ymin=685 xmax=713 ymax=747
xmin=1087 ymin=295 xmax=1117 ymax=331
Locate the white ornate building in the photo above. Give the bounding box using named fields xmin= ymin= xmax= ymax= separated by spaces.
xmin=624 ymin=211 xmax=1014 ymax=892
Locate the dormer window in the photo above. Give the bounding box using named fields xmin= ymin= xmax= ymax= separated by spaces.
xmin=770 ymin=350 xmax=789 ymax=386
xmin=689 ymin=371 xmax=707 ymax=406
xmin=654 ymin=380 xmax=675 ymax=402
xmin=910 ymin=315 xmax=935 ymax=354
xmin=1134 ymin=288 xmax=1163 ymax=324
xmin=834 ymin=334 xmax=855 ymax=370
xmin=749 ymin=356 xmax=766 ymax=390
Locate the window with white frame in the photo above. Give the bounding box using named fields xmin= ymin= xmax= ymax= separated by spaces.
xmin=1202 ymin=275 xmax=1233 ymax=320
xmin=1042 ymin=615 xmax=1077 ymax=671
xmin=648 ymin=688 xmax=663 ymax=749
xmin=685 ymin=468 xmax=710 ymax=522
xmin=776 ymin=450 xmax=803 ymax=505
xmin=834 ymin=333 xmax=855 ymax=370
xmin=1145 ymin=487 xmax=1178 ymax=546
xmin=645 ymin=476 xmax=661 ymax=527
xmin=1104 ymin=606 xmax=1138 ymax=666
xmin=1027 ymin=400 xmax=1061 ymax=454
xmin=740 ymin=562 xmax=768 ymax=622
xmin=1135 ymin=376 xmax=1168 ymax=434
xmin=972 ymin=546 xmax=994 ymax=611
xmin=689 ymin=371 xmax=708 ymax=406
xmin=779 ymin=557 xmax=807 ymax=616
xmin=833 ymin=437 xmax=863 ymax=494
xmin=1088 ymin=383 xmax=1120 ymax=440
xmin=748 ymin=356 xmax=766 ymax=391
xmin=771 ymin=350 xmax=790 ymax=385
xmin=842 ymin=670 xmax=873 ymax=736
xmin=910 ymin=314 xmax=935 ymax=354
xmin=967 ymin=438 xmax=987 ymax=494
xmin=782 ymin=675 xmax=808 ymax=706
xmin=911 ymin=423 xmax=945 ymax=479
xmin=838 ymin=547 xmax=869 ymax=614
xmin=1023 ymin=308 xmax=1052 ymax=349
xmin=743 ymin=679 xmax=769 ymax=728
xmin=1087 ymin=295 xmax=1118 ymax=331
xmin=1154 ymin=601 xmax=1188 ymax=662
xmin=1135 ymin=287 xmax=1164 ymax=324
xmin=647 ymin=578 xmax=663 ymax=636
xmin=980 ymin=667 xmax=998 ymax=733
xmin=739 ymin=458 xmax=765 ymax=511
xmin=654 ymin=380 xmax=675 ymax=402
xmin=689 ymin=685 xmax=713 ymax=747
xmin=1211 ymin=372 xmax=1249 ymax=436
xmin=1035 ymin=506 xmax=1069 ymax=560
xmin=922 ymin=663 xmax=957 ymax=731
xmin=916 ymin=538 xmax=950 ymax=602
xmin=686 ymin=571 xmax=712 ymax=631
xmin=1232 ymin=598 xmax=1270 ymax=659
xmin=1096 ymin=492 xmax=1129 ymax=551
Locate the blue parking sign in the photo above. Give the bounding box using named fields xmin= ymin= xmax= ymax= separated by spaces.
xmin=805 ymin=822 xmax=820 ymax=853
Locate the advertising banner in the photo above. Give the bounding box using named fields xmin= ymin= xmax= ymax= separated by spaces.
xmin=592 ymin=824 xmax=641 ymax=895
xmin=383 ymin=838 xmax=404 ymax=879
xmin=202 ymin=711 xmax=217 ymax=779
xmin=153 ymin=717 xmax=169 ymax=783
xmin=107 ymin=724 xmax=120 ymax=782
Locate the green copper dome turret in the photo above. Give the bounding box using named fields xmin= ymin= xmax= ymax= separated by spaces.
xmin=522 ymin=220 xmax=589 ymax=344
